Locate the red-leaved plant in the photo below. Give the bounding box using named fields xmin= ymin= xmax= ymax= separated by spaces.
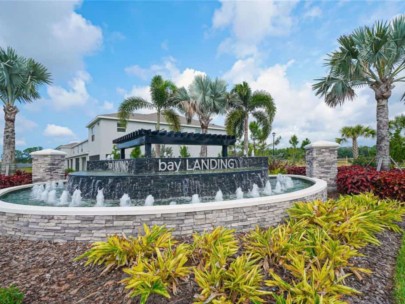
xmin=0 ymin=170 xmax=32 ymax=189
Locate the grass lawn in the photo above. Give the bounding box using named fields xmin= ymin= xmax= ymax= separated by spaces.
xmin=395 ymin=232 xmax=405 ymax=304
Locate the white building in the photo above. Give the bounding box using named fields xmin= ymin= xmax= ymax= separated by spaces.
xmin=57 ymin=112 xmax=227 ymax=170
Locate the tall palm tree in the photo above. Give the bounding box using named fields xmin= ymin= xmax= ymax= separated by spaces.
xmin=225 ymin=82 xmax=276 ymax=156
xmin=119 ymin=75 xmax=181 ymax=157
xmin=174 ymin=75 xmax=228 ymax=157
xmin=313 ymin=16 xmax=405 ymax=170
xmin=336 ymin=125 xmax=376 ymax=159
xmin=0 ymin=47 xmax=51 ymax=175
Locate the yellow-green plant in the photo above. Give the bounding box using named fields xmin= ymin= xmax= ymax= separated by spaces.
xmin=194 ymin=254 xmax=268 ymax=303
xmin=76 ymin=224 xmax=175 ymax=271
xmin=122 ymin=261 xmax=170 ymax=304
xmin=192 ymin=227 xmax=239 ymax=266
xmin=243 ymin=223 xmax=304 ymax=270
xmin=75 ymin=234 xmax=137 ymax=272
xmin=266 ymin=255 xmax=360 ymax=303
xmin=122 ymin=243 xmax=191 ymax=302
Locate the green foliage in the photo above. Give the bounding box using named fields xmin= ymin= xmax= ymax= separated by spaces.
xmin=225 ymin=81 xmax=276 ymax=155
xmin=118 ymin=75 xmax=180 ymax=133
xmin=194 ymin=254 xmax=268 ymax=304
xmin=395 ymin=232 xmax=405 ymax=304
xmin=76 ymin=194 xmax=405 ymax=303
xmin=0 ymin=47 xmax=52 ymax=106
xmin=64 ymin=168 xmax=75 ymax=175
xmin=179 ymin=145 xmax=190 ymax=158
xmin=111 ymin=145 xmax=120 ymax=160
xmin=76 ymin=224 xmax=175 ymax=271
xmin=122 ymin=244 xmax=191 ymax=302
xmin=192 ymin=227 xmax=239 ymax=266
xmin=130 ymin=146 xmax=142 ymax=159
xmin=0 ymin=285 xmax=24 ymax=304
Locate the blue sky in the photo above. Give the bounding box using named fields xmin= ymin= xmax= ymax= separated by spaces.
xmin=0 ymin=0 xmax=404 ymax=150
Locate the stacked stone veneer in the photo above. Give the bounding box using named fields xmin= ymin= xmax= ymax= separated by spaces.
xmin=0 ymin=188 xmax=326 ymax=242
xmin=305 ymin=141 xmax=339 ymax=191
xmin=31 ymin=149 xmax=67 ymax=183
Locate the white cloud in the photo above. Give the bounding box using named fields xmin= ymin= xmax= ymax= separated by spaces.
xmin=303 ymin=6 xmax=322 ymax=19
xmin=223 ymin=58 xmax=404 ymax=147
xmin=47 ymin=71 xmax=91 ymax=110
xmin=44 ymin=124 xmax=75 ymax=138
xmin=16 ymin=138 xmax=26 ymax=147
xmin=0 ymin=1 xmax=102 ymax=76
xmin=101 ymin=101 xmax=114 ymax=111
xmin=212 ymin=0 xmax=298 ymax=57
xmin=125 ymin=65 xmax=149 ymax=80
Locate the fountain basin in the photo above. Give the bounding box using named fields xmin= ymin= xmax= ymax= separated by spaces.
xmin=0 ymin=175 xmax=327 ymax=242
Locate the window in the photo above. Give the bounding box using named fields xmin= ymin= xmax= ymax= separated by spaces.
xmin=91 ymin=135 xmax=95 ymax=141
xmin=117 ymin=122 xmax=126 ymax=132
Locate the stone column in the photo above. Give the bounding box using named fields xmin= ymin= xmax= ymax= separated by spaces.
xmin=31 ymin=149 xmax=67 ymax=183
xmin=305 ymin=141 xmax=339 ymax=191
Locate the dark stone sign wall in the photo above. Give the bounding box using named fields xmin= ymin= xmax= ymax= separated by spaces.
xmin=68 ymin=157 xmax=268 ymax=201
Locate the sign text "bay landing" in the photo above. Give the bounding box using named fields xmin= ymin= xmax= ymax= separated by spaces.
xmin=158 ymin=158 xmax=239 ymax=172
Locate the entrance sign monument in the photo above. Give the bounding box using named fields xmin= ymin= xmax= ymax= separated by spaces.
xmin=68 ymin=129 xmax=269 ymax=201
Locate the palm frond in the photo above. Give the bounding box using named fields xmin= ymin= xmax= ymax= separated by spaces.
xmin=249 ymin=91 xmax=276 ymax=123
xmin=251 ymin=110 xmax=271 ymax=140
xmin=225 ymin=108 xmax=245 ymax=138
xmin=162 ymin=108 xmax=181 ymax=132
xmin=118 ymin=97 xmax=153 ymax=125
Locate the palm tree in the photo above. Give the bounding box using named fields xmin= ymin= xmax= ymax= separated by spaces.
xmin=119 ymin=75 xmax=181 ymax=157
xmin=313 ymin=16 xmax=405 ymax=170
xmin=225 ymin=82 xmax=276 ymax=156
xmin=336 ymin=125 xmax=376 ymax=159
xmin=0 ymin=47 xmax=51 ymax=175
xmin=174 ymin=75 xmax=228 ymax=157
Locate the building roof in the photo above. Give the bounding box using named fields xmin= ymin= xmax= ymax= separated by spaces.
xmin=86 ymin=112 xmax=225 ymax=130
xmin=55 ymin=142 xmax=79 ymax=150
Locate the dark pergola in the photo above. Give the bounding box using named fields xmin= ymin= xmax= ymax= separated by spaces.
xmin=113 ymin=129 xmax=236 ymax=158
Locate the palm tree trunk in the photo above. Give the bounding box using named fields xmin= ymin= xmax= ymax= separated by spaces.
xmin=243 ymin=114 xmax=248 ymax=156
xmin=199 ymin=118 xmax=209 ymax=157
xmin=2 ymin=104 xmax=18 ymax=175
xmin=155 ymin=109 xmax=161 ymax=157
xmin=376 ymin=98 xmax=390 ymax=170
xmin=352 ymin=137 xmax=359 ymax=159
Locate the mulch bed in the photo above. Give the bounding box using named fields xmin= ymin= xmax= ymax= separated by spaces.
xmin=0 ymin=192 xmax=403 ymax=304
xmin=1 ymin=222 xmax=403 ymax=304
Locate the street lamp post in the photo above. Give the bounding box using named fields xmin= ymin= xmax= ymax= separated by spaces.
xmin=272 ymin=132 xmax=276 ymax=158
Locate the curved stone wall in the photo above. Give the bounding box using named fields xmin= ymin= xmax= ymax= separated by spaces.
xmin=0 ymin=176 xmax=327 ymax=242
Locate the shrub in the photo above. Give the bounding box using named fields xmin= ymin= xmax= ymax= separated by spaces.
xmin=0 ymin=170 xmax=32 ymax=189
xmin=286 ymin=166 xmax=306 ymax=175
xmin=268 ymin=159 xmax=289 ymax=174
xmin=194 ymin=254 xmax=268 ymax=303
xmin=76 ymin=224 xmax=175 ymax=272
xmin=337 ymin=166 xmax=405 ymax=201
xmin=122 ymin=244 xmax=191 ymax=303
xmin=192 ymin=227 xmax=239 ymax=266
xmin=0 ymin=285 xmax=24 ymax=304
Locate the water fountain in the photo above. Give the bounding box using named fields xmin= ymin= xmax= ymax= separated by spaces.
xmin=263 ymin=181 xmax=272 ymax=196
xmin=59 ymin=190 xmax=69 ymax=205
xmin=145 ymin=195 xmax=154 ymax=206
xmin=120 ymin=194 xmax=131 ymax=207
xmin=249 ymin=184 xmax=260 ymax=198
xmin=95 ymin=189 xmax=104 ymax=207
xmin=236 ymin=187 xmax=244 ymax=199
xmin=215 ymin=190 xmax=223 ymax=202
xmin=191 ymin=194 xmax=200 ymax=204
xmin=71 ymin=189 xmax=82 ymax=207
xmin=47 ymin=190 xmax=57 ymax=204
